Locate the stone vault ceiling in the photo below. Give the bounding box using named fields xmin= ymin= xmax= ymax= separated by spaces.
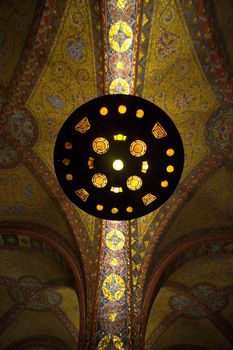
xmin=0 ymin=0 xmax=232 ymax=349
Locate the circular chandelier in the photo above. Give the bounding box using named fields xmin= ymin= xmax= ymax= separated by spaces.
xmin=54 ymin=94 xmax=184 ymax=220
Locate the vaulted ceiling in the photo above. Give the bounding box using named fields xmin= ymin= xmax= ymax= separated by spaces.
xmin=0 ymin=1 xmax=233 ymax=349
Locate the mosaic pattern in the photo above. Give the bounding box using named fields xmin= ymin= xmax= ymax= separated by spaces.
xmin=205 ymin=106 xmax=233 ymax=149
xmin=142 ymin=0 xmax=218 ymax=174
xmin=93 ymin=1 xmax=142 ymax=344
xmin=5 ymin=108 xmax=38 ymax=147
xmin=103 ymin=0 xmax=141 ymax=94
xmin=180 ymin=0 xmax=233 ymax=104
xmin=0 ymin=274 xmax=79 ymax=343
xmin=4 ymin=335 xmax=72 ymax=350
xmin=95 ymin=221 xmax=131 ymax=349
xmin=170 ymin=283 xmax=228 ymax=318
xmin=7 ymin=275 xmax=62 ymax=311
xmin=0 ymin=231 xmax=67 ymax=270
xmin=27 ymin=0 xmax=97 ymax=171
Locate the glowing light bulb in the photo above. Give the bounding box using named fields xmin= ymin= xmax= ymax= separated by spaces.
xmin=113 ymin=159 xmax=124 ymax=171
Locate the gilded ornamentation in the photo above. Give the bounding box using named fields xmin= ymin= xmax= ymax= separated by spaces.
xmin=152 ymin=122 xmax=167 ymax=139
xmin=109 ymin=78 xmax=130 ymax=95
xmin=92 ymin=173 xmax=108 ymax=188
xmin=109 ymin=21 xmax=133 ymax=53
xmin=126 ymin=175 xmax=142 ymax=191
xmin=104 ymin=252 xmax=125 ymax=274
xmin=156 ymin=32 xmax=181 ymax=64
xmin=142 ymin=193 xmax=157 ymax=206
xmin=109 ymin=53 xmax=131 ymax=78
xmin=27 ymin=0 xmax=97 ymax=171
xmin=100 ymin=302 xmax=126 ymax=333
xmin=94 ymin=220 xmax=131 ymax=348
xmin=97 ymin=335 xmax=124 ymax=349
xmin=106 ymin=230 xmax=125 ymax=251
xmin=75 ymin=117 xmax=91 ymax=133
xmin=93 ymin=137 xmax=109 ymax=154
xmin=142 ymin=0 xmax=218 ymax=178
xmin=130 ymin=140 xmax=147 ymax=157
xmin=102 ymin=274 xmax=125 ymax=301
xmin=104 ymin=0 xmax=139 ymax=94
xmin=75 ymin=188 xmax=89 ymax=202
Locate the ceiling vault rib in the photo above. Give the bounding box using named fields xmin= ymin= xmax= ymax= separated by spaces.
xmin=90 ymin=0 xmax=142 ymax=348
xmin=3 ymin=335 xmax=72 ymax=350
xmin=140 ymin=234 xmax=233 ymax=346
xmin=0 ymin=225 xmax=86 ymax=349
xmin=164 ymin=280 xmax=233 ymax=347
xmin=131 ymin=142 xmax=233 ymax=343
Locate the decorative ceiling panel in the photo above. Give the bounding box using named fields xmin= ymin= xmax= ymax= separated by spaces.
xmin=0 ymin=249 xmax=77 ymax=348
xmin=146 ymin=254 xmax=233 ymax=350
xmin=26 ymin=0 xmax=97 ymax=172
xmin=1 ymin=310 xmax=76 ymax=349
xmin=141 ymin=0 xmax=218 ymax=176
xmin=145 ymin=287 xmax=175 ymax=341
xmin=159 ymin=166 xmax=233 ymax=250
xmin=0 ymin=164 xmax=73 ymax=244
xmin=152 ymin=318 xmax=232 ymax=350
xmin=57 ymin=287 xmax=80 ymax=330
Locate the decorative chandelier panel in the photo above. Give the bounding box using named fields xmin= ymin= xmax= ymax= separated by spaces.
xmin=54 ymin=94 xmax=184 ymax=220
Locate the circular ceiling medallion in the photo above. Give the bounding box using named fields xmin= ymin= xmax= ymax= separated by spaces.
xmin=54 ymin=94 xmax=184 ymax=220
xmin=126 ymin=175 xmax=142 ymax=191
xmin=92 ymin=173 xmax=108 ymax=188
xmin=93 ymin=137 xmax=109 ymax=154
xmin=130 ymin=140 xmax=147 ymax=157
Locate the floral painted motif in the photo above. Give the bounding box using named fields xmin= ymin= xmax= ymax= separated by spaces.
xmin=6 ymin=109 xmax=38 ymax=146
xmin=175 ymin=89 xmax=197 ymax=111
xmin=100 ymin=302 xmax=126 ymax=333
xmin=8 ymin=275 xmax=62 ymax=311
xmin=46 ymin=95 xmax=64 ymax=109
xmin=170 ymin=283 xmax=228 ymax=318
xmin=0 ymin=202 xmax=25 ymax=216
xmin=205 ymin=107 xmax=233 ymax=149
xmin=157 ymin=32 xmax=180 ymax=62
xmin=66 ymin=37 xmax=85 ymax=61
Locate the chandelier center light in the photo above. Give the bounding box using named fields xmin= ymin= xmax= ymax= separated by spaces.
xmin=113 ymin=159 xmax=124 ymax=171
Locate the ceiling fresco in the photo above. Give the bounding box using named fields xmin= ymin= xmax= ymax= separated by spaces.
xmin=27 ymin=0 xmax=97 ymax=172
xmin=146 ymin=253 xmax=233 ymax=350
xmin=0 ymin=249 xmax=78 ymax=349
xmin=142 ymin=0 xmax=218 ymax=174
xmin=0 ymin=164 xmax=74 ymax=244
xmin=158 ymin=165 xmax=233 ymax=252
xmin=0 ymin=0 xmax=232 ymax=349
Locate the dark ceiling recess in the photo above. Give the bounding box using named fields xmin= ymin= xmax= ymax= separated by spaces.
xmin=54 ymin=94 xmax=184 ymax=220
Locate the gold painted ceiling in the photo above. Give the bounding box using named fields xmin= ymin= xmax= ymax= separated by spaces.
xmin=0 ymin=0 xmax=233 ymax=349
